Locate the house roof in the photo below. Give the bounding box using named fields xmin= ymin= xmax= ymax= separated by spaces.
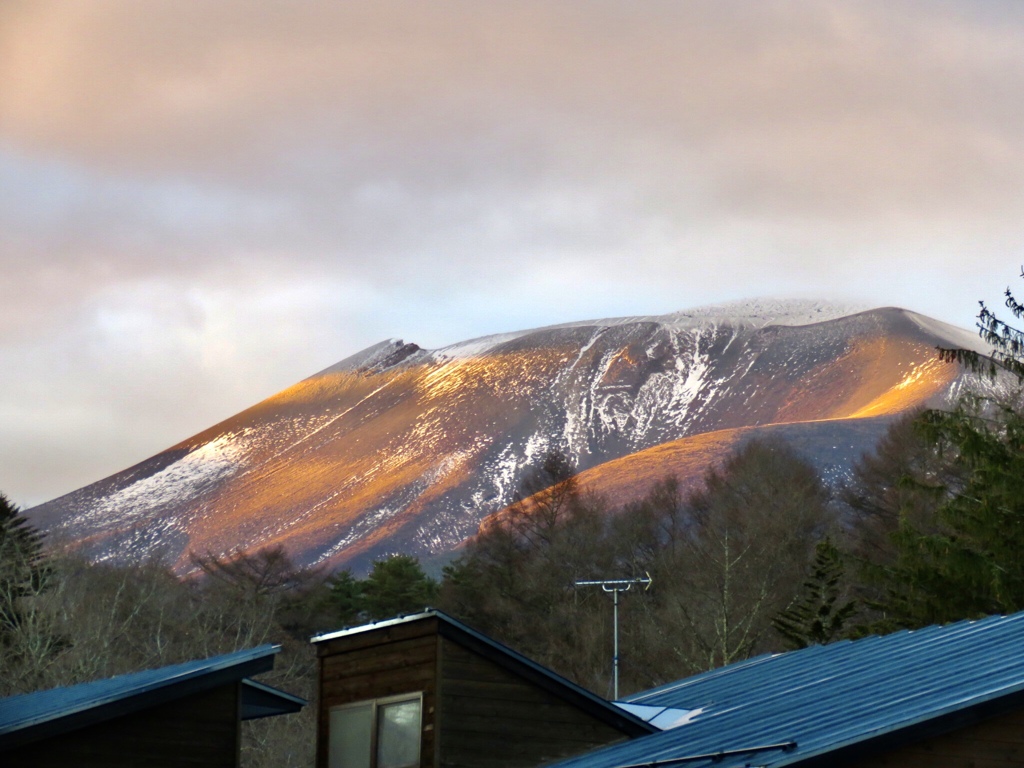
xmin=312 ymin=608 xmax=656 ymax=738
xmin=0 ymin=645 xmax=306 ymax=750
xmin=549 ymin=612 xmax=1024 ymax=768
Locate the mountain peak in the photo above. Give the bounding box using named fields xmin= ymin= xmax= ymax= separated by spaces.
xmin=661 ymin=297 xmax=872 ymax=328
xmin=474 ymin=298 xmax=872 ymax=341
xmin=29 ymin=301 xmax=984 ymax=574
xmin=426 ymin=298 xmax=872 ymax=360
xmin=315 ymin=338 xmax=423 ymax=376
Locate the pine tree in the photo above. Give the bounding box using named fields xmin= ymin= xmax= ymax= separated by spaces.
xmin=859 ymin=271 xmax=1024 ymax=629
xmin=0 ymin=493 xmax=49 ymax=640
xmin=772 ymin=537 xmax=856 ymax=649
xmin=361 ymin=555 xmax=438 ymax=620
xmin=327 ymin=569 xmax=365 ymax=626
xmin=939 ymin=267 xmax=1024 ymax=380
xmin=867 ymin=399 xmax=1024 ymax=629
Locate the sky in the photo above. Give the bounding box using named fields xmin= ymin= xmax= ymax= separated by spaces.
xmin=3 ymin=0 xmax=1024 ymax=508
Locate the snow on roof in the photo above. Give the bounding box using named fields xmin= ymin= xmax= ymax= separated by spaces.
xmin=613 ymin=702 xmax=704 ymax=730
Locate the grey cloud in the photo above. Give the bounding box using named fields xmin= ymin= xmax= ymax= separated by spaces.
xmin=3 ymin=0 xmax=1024 ymax=504
xmin=4 ymin=1 xmax=1023 ymax=208
xmin=3 ymin=1 xmax=1022 ymax=278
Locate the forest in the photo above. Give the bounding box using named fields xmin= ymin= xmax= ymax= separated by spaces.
xmin=4 ymin=281 xmax=1024 ymax=766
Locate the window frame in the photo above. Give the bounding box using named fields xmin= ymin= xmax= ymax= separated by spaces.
xmin=328 ymin=692 xmax=424 ymax=768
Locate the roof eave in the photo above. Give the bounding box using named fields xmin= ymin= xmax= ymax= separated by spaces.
xmin=0 ymin=645 xmax=281 ymax=750
xmin=772 ymin=683 xmax=1024 ymax=767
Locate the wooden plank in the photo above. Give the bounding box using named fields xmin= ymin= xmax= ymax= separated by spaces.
xmin=443 ymin=677 xmax=571 ymax=703
xmin=442 ymin=694 xmax=614 ymax=724
xmin=443 ymin=713 xmax=621 ymax=740
xmin=322 ymin=671 xmax=437 ymax=706
xmin=443 ymin=658 xmax=524 ymax=685
xmin=321 ymin=639 xmax=436 ymax=682
xmin=441 ymin=731 xmax=628 ymax=768
xmin=437 ymin=637 xmax=629 ymax=768
xmin=434 ymin=633 xmax=444 ymax=768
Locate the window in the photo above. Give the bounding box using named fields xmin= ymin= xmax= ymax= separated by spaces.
xmin=329 ymin=693 xmax=423 ymax=768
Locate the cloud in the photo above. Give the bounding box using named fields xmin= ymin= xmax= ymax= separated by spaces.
xmin=4 ymin=1 xmax=1023 ymax=209
xmin=3 ymin=0 xmax=1024 ymax=504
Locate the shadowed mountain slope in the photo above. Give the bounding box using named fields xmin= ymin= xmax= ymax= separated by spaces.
xmin=27 ymin=301 xmax=983 ymax=573
xmin=534 ymin=416 xmax=898 ymax=513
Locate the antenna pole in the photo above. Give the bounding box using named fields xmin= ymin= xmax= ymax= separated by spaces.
xmin=574 ymin=574 xmax=652 ymax=700
xmin=612 ymin=586 xmax=620 ymax=699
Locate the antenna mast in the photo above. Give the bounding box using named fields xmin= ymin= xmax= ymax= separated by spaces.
xmin=574 ymin=574 xmax=652 ymax=699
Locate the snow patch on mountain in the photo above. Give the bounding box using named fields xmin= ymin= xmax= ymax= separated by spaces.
xmin=538 ymin=298 xmax=869 ymax=335
xmin=430 ymin=330 xmax=534 ymax=361
xmin=669 ymin=332 xmax=712 ymax=423
xmin=488 ymin=444 xmax=524 ymax=502
xmin=314 ymin=338 xmax=407 ymax=375
xmin=80 ymin=434 xmax=244 ymax=529
xmin=662 ymin=298 xmax=870 ymax=329
xmin=906 ymin=311 xmax=992 ymax=354
xmin=405 ymin=299 xmax=867 ymax=368
xmin=895 ymin=359 xmax=944 ymax=390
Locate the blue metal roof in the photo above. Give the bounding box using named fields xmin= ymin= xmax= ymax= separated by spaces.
xmin=0 ymin=645 xmax=297 ymax=749
xmin=549 ymin=612 xmax=1024 ymax=768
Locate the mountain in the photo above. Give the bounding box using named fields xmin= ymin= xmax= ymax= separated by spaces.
xmin=26 ymin=300 xmax=985 ymax=573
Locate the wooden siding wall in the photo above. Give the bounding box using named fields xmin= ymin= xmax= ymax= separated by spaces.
xmin=316 ymin=620 xmax=440 ymax=768
xmin=438 ymin=638 xmax=628 ymax=768
xmin=842 ymin=708 xmax=1024 ymax=768
xmin=1 ymin=683 xmax=241 ymax=768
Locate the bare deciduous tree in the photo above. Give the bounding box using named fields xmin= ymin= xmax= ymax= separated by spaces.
xmin=657 ymin=439 xmax=834 ymax=670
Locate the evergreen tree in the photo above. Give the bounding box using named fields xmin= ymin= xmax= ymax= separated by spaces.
xmin=0 ymin=493 xmax=49 ymax=640
xmin=361 ymin=555 xmax=438 ymax=620
xmin=772 ymin=537 xmax=856 ymax=649
xmin=856 ymin=271 xmax=1024 ymax=630
xmin=939 ymin=269 xmax=1024 ymax=380
xmin=865 ymin=398 xmax=1024 ymax=629
xmin=327 ymin=569 xmax=365 ymax=625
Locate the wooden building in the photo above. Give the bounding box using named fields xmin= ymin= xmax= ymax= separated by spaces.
xmin=0 ymin=644 xmax=305 ymax=768
xmin=311 ymin=609 xmax=654 ymax=768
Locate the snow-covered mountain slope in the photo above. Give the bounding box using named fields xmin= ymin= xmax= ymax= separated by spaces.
xmin=26 ymin=302 xmax=987 ymax=573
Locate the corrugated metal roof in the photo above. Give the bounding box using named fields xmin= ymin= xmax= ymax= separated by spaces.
xmin=549 ymin=612 xmax=1024 ymax=768
xmin=0 ymin=645 xmax=288 ymax=748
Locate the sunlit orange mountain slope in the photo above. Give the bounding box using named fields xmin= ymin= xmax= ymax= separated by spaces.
xmin=26 ymin=300 xmax=985 ymax=573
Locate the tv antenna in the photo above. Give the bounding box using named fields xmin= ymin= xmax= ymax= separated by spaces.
xmin=574 ymin=574 xmax=652 ymax=699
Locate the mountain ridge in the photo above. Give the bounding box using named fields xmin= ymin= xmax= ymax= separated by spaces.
xmin=27 ymin=301 xmax=986 ymax=573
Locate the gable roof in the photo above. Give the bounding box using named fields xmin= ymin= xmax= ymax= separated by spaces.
xmin=550 ymin=612 xmax=1024 ymax=768
xmin=0 ymin=645 xmax=305 ymax=750
xmin=312 ymin=608 xmax=655 ymax=738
